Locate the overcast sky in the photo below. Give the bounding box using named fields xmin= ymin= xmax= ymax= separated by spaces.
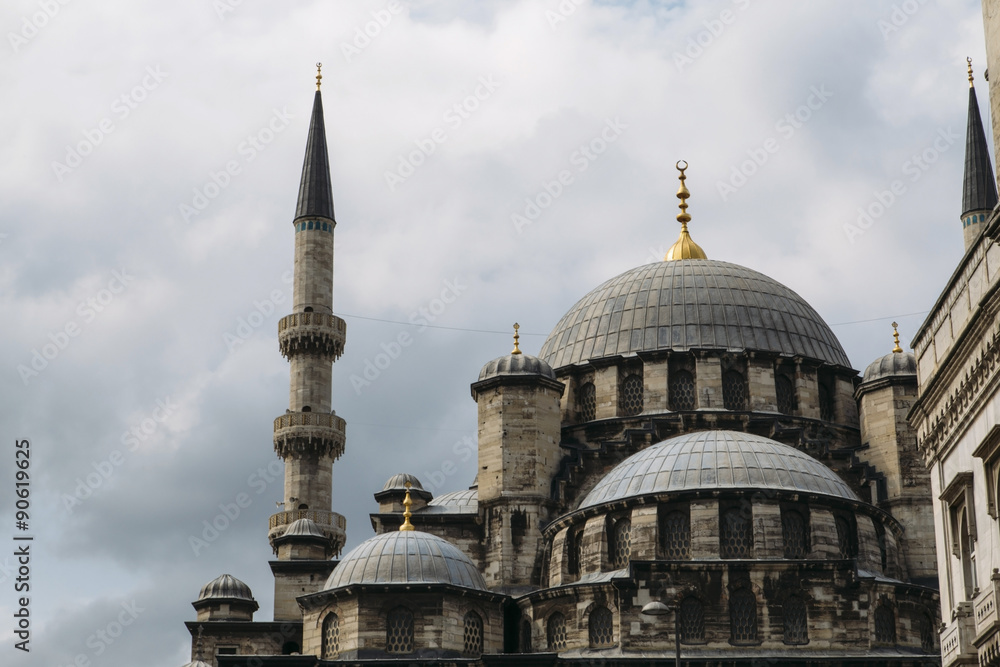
xmin=0 ymin=0 xmax=990 ymax=664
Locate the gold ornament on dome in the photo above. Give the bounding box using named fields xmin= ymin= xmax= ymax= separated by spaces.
xmin=665 ymin=160 xmax=707 ymax=261
xmin=400 ymin=482 xmax=415 ymax=531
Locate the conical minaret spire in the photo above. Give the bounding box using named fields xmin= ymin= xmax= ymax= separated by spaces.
xmin=268 ymin=64 xmax=347 ymax=622
xmin=961 ymin=57 xmax=998 ymax=251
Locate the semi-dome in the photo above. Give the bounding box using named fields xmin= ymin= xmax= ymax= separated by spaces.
xmin=579 ymin=430 xmax=858 ymax=510
xmin=325 ymin=530 xmax=487 ymax=591
xmin=282 ymin=518 xmax=326 ymax=538
xmin=478 ymin=352 xmax=556 ymax=382
xmin=424 ymin=488 xmax=478 ymax=514
xmin=862 ymin=351 xmax=916 ymax=383
xmin=540 ymin=259 xmax=851 ymax=369
xmin=381 ymin=473 xmax=425 ymax=492
xmin=197 ymin=574 xmax=254 ymax=602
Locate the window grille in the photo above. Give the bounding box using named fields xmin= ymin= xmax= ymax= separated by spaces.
xmin=783 ymin=596 xmax=808 ymax=645
xmin=781 ymin=509 xmax=809 ymax=559
xmin=720 ymin=506 xmax=752 ymax=559
xmin=579 ymin=382 xmax=597 ymax=422
xmin=875 ymin=523 xmax=888 ymax=571
xmin=669 ymin=370 xmax=696 ymax=410
xmin=547 ymin=613 xmax=567 ymax=651
xmin=874 ymin=604 xmax=896 ymax=644
xmin=589 ymin=607 xmax=614 ymax=647
xmin=661 ymin=510 xmax=691 ymax=560
xmin=722 ymin=370 xmax=748 ymax=410
xmin=919 ymin=614 xmax=935 ymax=653
xmin=463 ymin=612 xmax=483 ymax=657
xmin=567 ymin=529 xmax=582 ymax=575
xmin=729 ymin=589 xmax=758 ymax=644
xmin=386 ymin=606 xmax=414 ymax=654
xmin=775 ymin=374 xmax=796 ymax=414
xmin=620 ymin=374 xmax=643 ymax=416
xmin=610 ymin=518 xmax=631 ymax=568
xmin=835 ymin=514 xmax=857 ymax=558
xmin=322 ymin=613 xmax=340 ymax=658
xmin=679 ymin=597 xmax=705 ymax=643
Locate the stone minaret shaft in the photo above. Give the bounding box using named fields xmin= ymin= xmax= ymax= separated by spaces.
xmin=268 ymin=78 xmax=347 ymax=568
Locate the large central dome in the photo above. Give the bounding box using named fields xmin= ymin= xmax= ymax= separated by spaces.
xmin=539 ymin=259 xmax=850 ymax=368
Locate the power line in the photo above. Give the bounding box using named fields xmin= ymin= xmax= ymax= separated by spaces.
xmin=828 ymin=310 xmax=929 ymax=327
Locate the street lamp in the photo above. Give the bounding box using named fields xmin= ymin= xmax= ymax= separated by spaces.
xmin=641 ymin=601 xmax=680 ymax=667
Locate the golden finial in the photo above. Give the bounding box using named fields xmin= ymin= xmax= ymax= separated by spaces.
xmin=969 ymin=57 xmax=975 ymax=88
xmin=512 ymin=323 xmax=522 ymax=355
xmin=665 ymin=160 xmax=707 ymax=261
xmin=400 ymin=482 xmax=415 ymax=531
xmin=316 ymin=62 xmax=323 ymax=91
xmin=892 ymin=322 xmax=903 ymax=353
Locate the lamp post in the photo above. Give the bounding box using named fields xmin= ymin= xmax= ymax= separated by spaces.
xmin=641 ymin=600 xmax=680 ymax=667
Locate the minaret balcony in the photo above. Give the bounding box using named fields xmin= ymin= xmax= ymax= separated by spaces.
xmin=278 ymin=312 xmax=346 ymax=360
xmin=273 ymin=411 xmax=346 ymax=460
xmin=267 ymin=508 xmax=346 ymax=556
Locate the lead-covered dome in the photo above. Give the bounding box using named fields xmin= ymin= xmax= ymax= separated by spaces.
xmin=478 ymin=353 xmax=556 ymax=381
xmin=197 ymin=574 xmax=254 ymax=602
xmin=540 ymin=260 xmax=850 ymax=368
xmin=579 ymin=430 xmax=858 ymax=510
xmin=325 ymin=530 xmax=487 ymax=591
xmin=862 ymin=351 xmax=916 ymax=383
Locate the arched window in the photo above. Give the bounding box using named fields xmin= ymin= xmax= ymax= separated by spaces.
xmin=547 ymin=612 xmax=567 ymax=651
xmin=386 ymin=606 xmax=414 ymax=654
xmin=819 ymin=382 xmax=835 ymax=422
xmin=874 ymin=604 xmax=896 ymax=644
xmin=669 ymin=370 xmax=696 ymax=410
xmin=874 ymin=522 xmax=888 ymax=572
xmin=589 ymin=606 xmax=614 ymax=647
xmin=919 ymin=614 xmax=935 ymax=653
xmin=781 ymin=509 xmax=809 ymax=559
xmin=775 ymin=374 xmax=797 ymax=414
xmin=679 ymin=597 xmax=705 ymax=644
xmin=619 ymin=374 xmax=643 ymax=416
xmin=729 ymin=589 xmax=758 ymax=644
xmin=661 ymin=509 xmax=691 ymax=560
xmin=463 ymin=611 xmax=483 ymax=657
xmin=783 ymin=596 xmax=808 ymax=645
xmin=519 ymin=619 xmax=532 ymax=654
xmin=835 ymin=513 xmax=857 ymax=559
xmin=720 ymin=506 xmax=752 ymax=559
xmin=567 ymin=528 xmax=582 ymax=576
xmin=579 ymin=382 xmax=597 ymax=422
xmin=722 ymin=370 xmax=748 ymax=410
xmin=609 ymin=517 xmax=631 ymax=568
xmin=322 ymin=612 xmax=340 ymax=658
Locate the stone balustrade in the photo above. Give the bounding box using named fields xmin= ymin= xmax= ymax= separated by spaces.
xmin=273 ymin=411 xmax=346 ymax=459
xmin=277 ymin=312 xmax=346 ymax=360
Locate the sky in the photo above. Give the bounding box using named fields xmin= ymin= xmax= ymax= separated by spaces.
xmin=0 ymin=0 xmax=991 ymax=664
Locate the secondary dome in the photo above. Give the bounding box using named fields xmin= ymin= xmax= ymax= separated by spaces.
xmin=197 ymin=574 xmax=254 ymax=602
xmin=325 ymin=530 xmax=486 ymax=591
xmin=862 ymin=351 xmax=916 ymax=383
xmin=424 ymin=488 xmax=478 ymax=514
xmin=539 ymin=260 xmax=850 ymax=369
xmin=478 ymin=353 xmax=556 ymax=382
xmin=579 ymin=430 xmax=858 ymax=510
xmin=381 ymin=473 xmax=425 ymax=492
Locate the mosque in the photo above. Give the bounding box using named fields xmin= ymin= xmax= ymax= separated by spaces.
xmin=172 ymin=33 xmax=1000 ymax=667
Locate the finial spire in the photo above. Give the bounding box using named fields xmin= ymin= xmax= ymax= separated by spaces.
xmin=511 ymin=323 xmax=522 ymax=355
xmin=892 ymin=322 xmax=903 ymax=354
xmin=961 ymin=59 xmax=999 ymax=249
xmin=400 ymin=482 xmax=415 ymax=531
xmin=664 ymin=160 xmax=707 ymax=261
xmin=968 ymin=57 xmax=975 ymax=88
xmin=295 ymin=67 xmax=335 ymax=222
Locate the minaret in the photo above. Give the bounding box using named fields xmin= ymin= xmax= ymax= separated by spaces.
xmin=268 ymin=64 xmax=348 ymax=622
xmin=961 ymin=58 xmax=998 ymax=251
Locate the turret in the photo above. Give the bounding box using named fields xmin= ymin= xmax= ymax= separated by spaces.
xmin=961 ymin=58 xmax=998 ymax=251
xmin=471 ymin=325 xmax=564 ymax=593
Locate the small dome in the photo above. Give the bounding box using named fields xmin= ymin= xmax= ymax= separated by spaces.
xmin=424 ymin=488 xmax=478 ymax=514
xmin=478 ymin=353 xmax=556 ymax=382
xmin=182 ymin=662 xmax=212 ymax=667
xmin=382 ymin=473 xmax=424 ymax=492
xmin=325 ymin=530 xmax=486 ymax=591
xmin=540 ymin=260 xmax=851 ymax=369
xmin=579 ymin=430 xmax=858 ymax=510
xmin=197 ymin=574 xmax=254 ymax=602
xmin=862 ymin=351 xmax=916 ymax=383
xmin=282 ymin=518 xmax=326 ymax=539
